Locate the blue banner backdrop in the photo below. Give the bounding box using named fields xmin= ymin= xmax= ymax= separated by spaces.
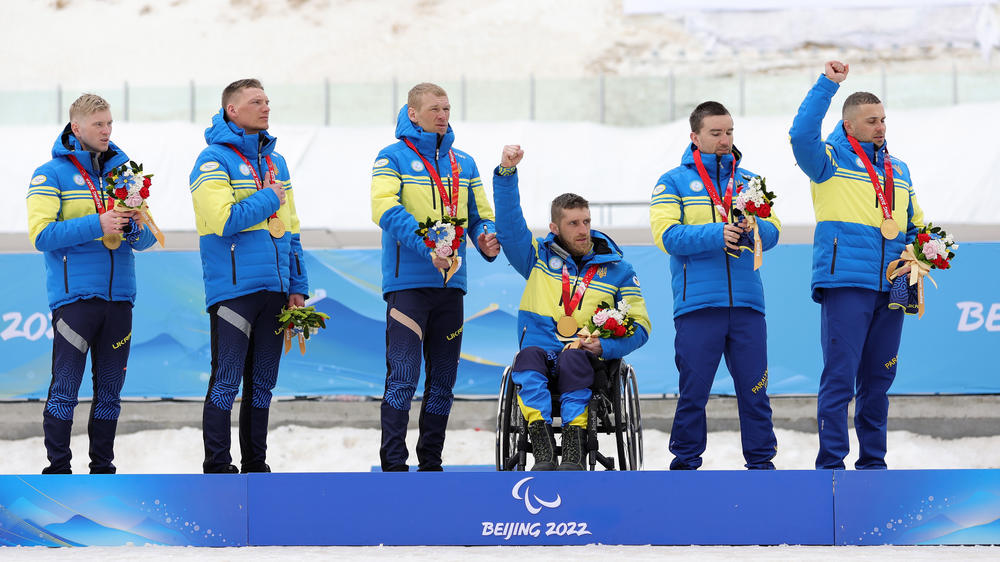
xmin=1 ymin=243 xmax=997 ymax=399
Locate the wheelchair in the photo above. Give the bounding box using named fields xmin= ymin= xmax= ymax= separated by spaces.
xmin=495 ymin=357 xmax=643 ymax=471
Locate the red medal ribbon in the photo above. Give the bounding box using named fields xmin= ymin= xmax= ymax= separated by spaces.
xmin=562 ymin=264 xmax=599 ymax=317
xmin=847 ymin=135 xmax=894 ymax=219
xmin=403 ymin=138 xmax=460 ymax=218
xmin=692 ymin=149 xmax=736 ymax=220
xmin=66 ymin=154 xmax=107 ymax=214
xmin=226 ymin=144 xmax=278 ymax=220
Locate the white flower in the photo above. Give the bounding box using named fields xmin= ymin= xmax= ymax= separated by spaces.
xmin=943 ymin=234 xmax=954 ymax=245
xmin=592 ymin=309 xmax=611 ymax=327
xmin=616 ymin=299 xmax=631 ymax=315
xmin=607 ymin=308 xmax=625 ymax=323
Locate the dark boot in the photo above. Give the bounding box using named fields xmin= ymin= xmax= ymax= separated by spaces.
xmin=87 ymin=418 xmax=118 ymax=474
xmin=527 ymin=420 xmax=557 ymax=471
xmin=557 ymin=425 xmax=586 ymax=471
xmin=239 ymin=405 xmax=271 ymax=473
xmin=42 ymin=410 xmax=73 ymax=474
xmin=380 ymin=402 xmax=410 ymax=472
xmin=416 ymin=401 xmax=448 ymax=471
xmin=202 ymin=401 xmax=237 ymax=474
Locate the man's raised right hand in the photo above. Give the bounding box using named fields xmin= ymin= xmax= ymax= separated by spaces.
xmin=265 ymin=171 xmax=286 ymax=206
xmin=500 ymin=145 xmax=524 ymax=168
xmin=824 ymin=60 xmax=849 ymax=84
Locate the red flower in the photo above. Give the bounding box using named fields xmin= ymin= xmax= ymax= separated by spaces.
xmin=756 ymin=203 xmax=771 ymax=218
xmin=746 ymin=201 xmax=757 ymax=214
xmin=933 ymin=257 xmax=949 ymax=269
xmin=143 ymin=176 xmax=152 ymax=188
xmin=424 ymin=238 xmax=435 ymax=248
xmin=613 ymin=324 xmax=627 ymax=337
xmin=139 ymin=187 xmax=150 ymax=199
xmin=917 ymin=233 xmax=931 ymax=243
xmin=114 ymin=188 xmax=128 ymax=199
xmin=455 ymin=225 xmax=464 ymax=238
xmin=450 ymin=238 xmax=461 ymax=250
xmin=604 ymin=317 xmax=619 ymax=332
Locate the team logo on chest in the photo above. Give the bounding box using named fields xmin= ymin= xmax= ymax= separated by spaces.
xmin=548 ymin=256 xmax=563 ymax=270
xmin=855 ymin=157 xmax=864 ymax=169
xmin=73 ymin=174 xmax=85 ymax=186
xmin=596 ymin=266 xmax=607 ymax=278
xmin=239 ymin=163 xmax=251 ymax=176
xmin=411 ymin=160 xmax=425 ymax=172
xmin=689 ymin=180 xmax=703 ymax=192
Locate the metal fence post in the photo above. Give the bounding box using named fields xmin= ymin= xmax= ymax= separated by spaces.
xmin=123 ymin=81 xmax=129 ymax=121
xmin=529 ymin=73 xmax=535 ymax=121
xmin=324 ymin=78 xmax=331 ymax=126
xmin=56 ymin=83 xmax=62 ymax=124
xmin=392 ymin=76 xmax=398 ymax=124
xmin=952 ymin=61 xmax=959 ymax=105
xmin=599 ymin=74 xmax=605 ymax=124
xmin=189 ymin=80 xmax=196 ymax=123
xmin=461 ymin=74 xmax=467 ymax=121
xmin=880 ymin=64 xmax=887 ymax=104
xmin=738 ymin=69 xmax=745 ymax=117
xmin=668 ymin=68 xmax=675 ymax=122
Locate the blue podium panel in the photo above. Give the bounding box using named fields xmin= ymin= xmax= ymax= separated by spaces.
xmin=834 ymin=469 xmax=1000 ymax=545
xmin=0 ymin=475 xmax=247 ymax=547
xmin=248 ymin=471 xmax=833 ymax=546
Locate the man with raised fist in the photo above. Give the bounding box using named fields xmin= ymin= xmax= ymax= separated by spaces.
xmin=789 ymin=61 xmax=925 ymax=470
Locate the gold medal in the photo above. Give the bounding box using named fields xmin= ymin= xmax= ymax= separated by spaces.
xmin=268 ymin=217 xmax=285 ymax=238
xmin=880 ymin=218 xmax=899 ymax=240
xmin=556 ymin=315 xmax=578 ymax=338
xmin=102 ymin=233 xmax=121 ymax=250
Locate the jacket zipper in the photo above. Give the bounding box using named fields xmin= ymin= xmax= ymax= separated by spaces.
xmin=878 ymin=238 xmax=885 ymax=291
xmin=682 ymin=262 xmax=687 ymax=301
xmin=230 ymin=243 xmax=237 ymax=285
xmin=434 ymin=144 xmax=442 ymax=217
xmin=63 ymin=255 xmax=68 ymax=293
xmin=394 ymin=241 xmax=401 ymax=278
xmin=107 ymin=249 xmax=115 ymax=299
xmin=271 ymin=236 xmax=284 ymax=293
xmin=294 ymin=251 xmax=301 ymax=276
xmin=830 ymin=237 xmax=839 ymax=274
xmin=716 ymin=159 xmax=734 ymax=307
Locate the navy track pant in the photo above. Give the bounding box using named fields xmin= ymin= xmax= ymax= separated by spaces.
xmin=44 ymin=298 xmax=132 ymax=473
xmin=203 ymin=290 xmax=285 ymax=473
xmin=380 ymin=288 xmax=463 ymax=471
xmin=670 ymin=307 xmax=776 ymax=470
xmin=816 ymin=287 xmax=903 ymax=470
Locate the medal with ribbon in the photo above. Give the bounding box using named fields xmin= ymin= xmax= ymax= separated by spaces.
xmin=226 ymin=144 xmax=284 ymax=238
xmin=692 ymin=149 xmax=736 ymax=221
xmin=67 ymin=154 xmax=121 ymax=250
xmin=847 ymin=135 xmax=897 ymax=240
xmin=556 ymin=264 xmax=599 ymax=339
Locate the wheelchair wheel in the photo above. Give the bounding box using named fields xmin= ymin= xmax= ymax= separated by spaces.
xmin=495 ymin=367 xmax=526 ymax=471
xmin=614 ymin=364 xmax=643 ymax=470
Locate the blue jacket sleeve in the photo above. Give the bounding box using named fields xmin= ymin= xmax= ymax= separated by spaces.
xmin=289 ymin=233 xmax=309 ymax=295
xmin=662 ymin=222 xmax=726 ymax=256
xmin=601 ymin=324 xmax=649 ymax=360
xmin=464 ymin=159 xmax=498 ymax=262
xmin=789 ymin=74 xmax=840 ymax=184
xmin=221 ymin=188 xmax=281 ymax=237
xmin=492 ymin=170 xmax=536 ymax=279
xmin=34 ymin=214 xmax=103 ymax=252
xmin=758 ymin=219 xmax=779 ymax=251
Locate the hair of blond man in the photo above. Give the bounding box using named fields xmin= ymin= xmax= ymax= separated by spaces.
xmin=222 ymin=78 xmax=264 ymax=108
xmin=69 ymin=94 xmax=110 ymax=122
xmin=407 ymin=83 xmax=448 ymax=110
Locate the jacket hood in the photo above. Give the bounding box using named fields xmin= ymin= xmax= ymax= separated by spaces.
xmin=204 ymin=108 xmax=277 ymax=159
xmin=52 ymin=123 xmax=128 ymax=177
xmin=541 ymin=229 xmax=623 ymax=266
xmin=394 ymin=104 xmax=455 ymax=158
xmin=826 ymin=120 xmax=889 ymax=161
xmin=680 ymin=143 xmax=744 ymax=170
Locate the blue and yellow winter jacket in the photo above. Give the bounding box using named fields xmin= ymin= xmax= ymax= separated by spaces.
xmin=650 ymin=145 xmax=781 ymax=319
xmin=493 ymin=171 xmax=650 ymax=360
xmin=27 ymin=125 xmax=157 ymax=310
xmin=371 ymin=106 xmax=496 ymax=296
xmin=189 ymin=109 xmax=308 ymax=309
xmin=790 ymin=75 xmax=925 ymax=302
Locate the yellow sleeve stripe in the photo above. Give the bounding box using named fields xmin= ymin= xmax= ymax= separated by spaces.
xmin=652 ymin=194 xmax=681 ymax=204
xmin=190 ymin=171 xmax=230 ymax=192
xmin=373 ymin=169 xmax=402 ymax=178
xmin=27 ymin=188 xmax=60 ymax=197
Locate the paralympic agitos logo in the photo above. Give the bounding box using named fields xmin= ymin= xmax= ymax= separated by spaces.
xmin=511 ymin=476 xmax=562 ymax=514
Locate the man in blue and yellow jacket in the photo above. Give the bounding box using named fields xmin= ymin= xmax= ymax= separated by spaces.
xmin=494 ymin=145 xmax=650 ymax=471
xmin=790 ymin=61 xmax=925 ymax=470
xmin=189 ymin=79 xmax=308 ymax=474
xmin=650 ymin=101 xmax=780 ymax=470
xmin=371 ymin=82 xmax=499 ymax=471
xmin=27 ymin=93 xmax=157 ymax=474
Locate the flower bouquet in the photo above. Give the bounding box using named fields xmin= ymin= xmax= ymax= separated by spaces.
xmin=886 ymin=223 xmax=957 ymax=318
xmin=727 ymin=174 xmax=776 ymax=269
xmin=277 ymin=305 xmax=330 ymax=355
xmin=105 ymin=160 xmax=165 ymax=248
xmin=567 ymin=300 xmax=637 ymax=349
xmin=416 ymin=216 xmax=466 ymax=285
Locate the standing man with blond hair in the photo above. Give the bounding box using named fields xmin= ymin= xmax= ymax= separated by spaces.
xmin=189 ymin=79 xmax=309 ymax=473
xmin=371 ymin=82 xmax=500 ymax=471
xmin=27 ymin=93 xmax=158 ymax=473
xmin=790 ymin=61 xmax=925 ymax=470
